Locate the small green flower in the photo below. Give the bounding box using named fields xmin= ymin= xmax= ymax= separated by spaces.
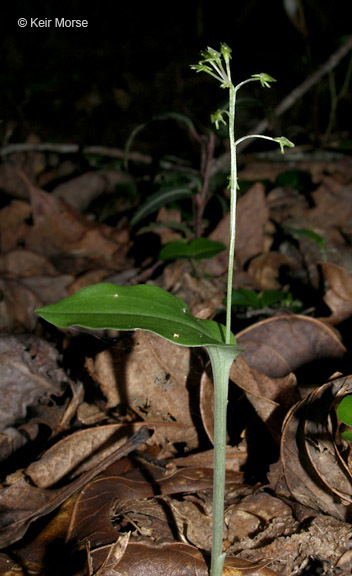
xmin=251 ymin=73 xmax=277 ymax=88
xmin=211 ymin=109 xmax=227 ymax=130
xmin=273 ymin=136 xmax=295 ymax=154
xmin=200 ymin=46 xmax=222 ymax=65
xmin=190 ymin=63 xmax=213 ymax=74
xmin=220 ymin=43 xmax=232 ymax=63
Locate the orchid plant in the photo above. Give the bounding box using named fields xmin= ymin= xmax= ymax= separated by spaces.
xmin=36 ymin=44 xmax=294 ymax=576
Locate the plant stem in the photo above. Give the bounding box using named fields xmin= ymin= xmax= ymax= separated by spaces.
xmin=236 ymin=134 xmax=280 ymax=147
xmin=208 ymin=78 xmax=239 ymax=576
xmin=207 ymin=345 xmax=237 ymax=576
xmin=225 ymin=84 xmax=237 ymax=344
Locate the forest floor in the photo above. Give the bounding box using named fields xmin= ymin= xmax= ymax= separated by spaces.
xmin=0 ymin=130 xmax=352 ymax=576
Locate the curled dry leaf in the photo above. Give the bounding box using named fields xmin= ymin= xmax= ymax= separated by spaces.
xmin=0 ymin=427 xmax=149 ymax=548
xmin=199 ymin=369 xmax=216 ymax=444
xmin=280 ymin=374 xmax=352 ymax=520
xmin=321 ymin=261 xmax=352 ymax=325
xmin=25 ymin=423 xmax=145 ymax=488
xmin=91 ymin=541 xmax=208 ymax=576
xmin=92 ymin=541 xmax=283 ymax=576
xmin=199 ymin=363 xmax=292 ymax=447
xmin=235 ymin=314 xmax=346 ymax=378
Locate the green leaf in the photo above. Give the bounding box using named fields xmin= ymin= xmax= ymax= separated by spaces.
xmin=283 ymin=225 xmax=327 ymax=254
xmin=337 ymin=396 xmax=352 ymax=442
xmin=159 ymin=238 xmax=226 ymax=261
xmin=231 ymin=288 xmax=261 ymax=309
xmin=341 ymin=429 xmax=352 ymax=442
xmin=130 ymin=186 xmax=194 ymax=226
xmin=337 ymin=395 xmax=352 ymax=426
xmin=230 ymin=288 xmax=303 ymax=313
xmin=36 ymin=283 xmax=242 ymax=350
xmin=259 ymin=290 xmax=286 ymax=308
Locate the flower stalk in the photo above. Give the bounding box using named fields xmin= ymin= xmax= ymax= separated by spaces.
xmin=192 ymin=44 xmax=294 ymax=576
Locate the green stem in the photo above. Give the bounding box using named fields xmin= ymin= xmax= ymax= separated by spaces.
xmin=207 ymin=345 xmax=236 ymax=576
xmin=225 ymin=84 xmax=237 ymax=344
xmin=236 ymin=134 xmax=279 ymax=147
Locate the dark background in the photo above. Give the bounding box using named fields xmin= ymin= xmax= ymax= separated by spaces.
xmin=0 ymin=0 xmax=351 ymax=151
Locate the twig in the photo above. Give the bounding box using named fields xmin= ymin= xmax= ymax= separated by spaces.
xmin=0 ymin=142 xmax=198 ymax=177
xmin=0 ymin=142 xmax=151 ymax=163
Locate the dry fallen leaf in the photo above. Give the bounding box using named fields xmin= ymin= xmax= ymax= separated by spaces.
xmin=247 ymin=252 xmax=293 ymax=291
xmin=90 ymin=541 xmax=208 ymax=576
xmin=0 ymin=200 xmax=32 ymax=252
xmin=280 ymin=374 xmax=352 ymax=520
xmin=66 ymin=465 xmax=222 ymax=548
xmin=236 ymin=314 xmax=346 ymax=378
xmin=52 ymin=169 xmax=135 ymax=211
xmin=230 ymin=514 xmax=352 ymax=576
xmin=25 ymin=424 xmax=145 ymax=488
xmin=25 ymin=183 xmax=131 ymax=269
xmin=235 ymin=183 xmax=270 ymax=268
xmin=0 ymin=427 xmax=149 ymax=548
xmin=229 ymin=356 xmax=297 ymax=441
xmin=208 ymin=182 xmax=269 ymax=276
xmin=94 ymin=532 xmax=131 ymax=576
xmin=0 ymin=334 xmax=68 ymax=437
xmin=321 ymin=261 xmax=352 ymax=325
xmin=87 ymin=332 xmax=200 ymax=454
